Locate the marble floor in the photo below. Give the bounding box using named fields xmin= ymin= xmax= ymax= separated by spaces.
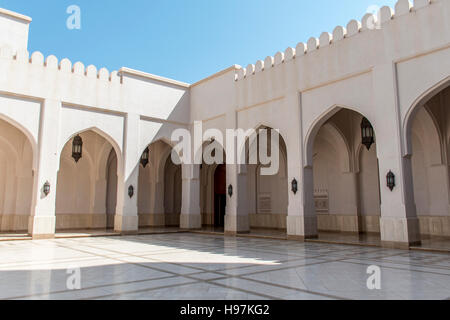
xmin=0 ymin=233 xmax=449 ymax=300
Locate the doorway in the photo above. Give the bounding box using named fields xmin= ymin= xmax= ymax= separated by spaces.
xmin=214 ymin=164 xmax=226 ymax=228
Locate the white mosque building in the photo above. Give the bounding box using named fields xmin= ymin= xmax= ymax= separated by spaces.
xmin=0 ymin=0 xmax=449 ymax=250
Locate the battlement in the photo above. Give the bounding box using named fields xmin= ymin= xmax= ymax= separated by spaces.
xmin=236 ymin=0 xmax=437 ymax=81
xmin=0 ymin=1 xmax=443 ymax=89
xmin=0 ymin=46 xmax=122 ymax=84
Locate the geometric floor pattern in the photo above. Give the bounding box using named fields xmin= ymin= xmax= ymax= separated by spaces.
xmin=0 ymin=233 xmax=449 ymax=300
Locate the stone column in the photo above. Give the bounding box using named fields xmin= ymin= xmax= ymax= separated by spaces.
xmin=374 ymin=64 xmax=421 ymax=248
xmin=180 ymin=163 xmax=202 ymax=229
xmin=225 ymin=163 xmax=249 ymax=234
xmin=287 ymin=164 xmax=318 ymax=240
xmin=29 ymin=99 xmax=60 ymax=239
xmin=285 ymin=93 xmax=318 ymax=240
xmin=114 ymin=113 xmax=139 ymax=234
xmin=223 ymin=104 xmax=249 ymax=235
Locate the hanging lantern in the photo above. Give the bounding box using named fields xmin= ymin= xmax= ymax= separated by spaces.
xmin=128 ymin=185 xmax=134 ymax=198
xmin=386 ymin=171 xmax=395 ymax=191
xmin=140 ymin=147 xmax=149 ymax=168
xmin=72 ymin=135 xmax=83 ymax=163
xmin=361 ymin=117 xmax=375 ymax=150
xmin=228 ymin=184 xmax=233 ymax=198
xmin=43 ymin=181 xmax=51 ymax=197
xmin=291 ymin=178 xmax=298 ymax=195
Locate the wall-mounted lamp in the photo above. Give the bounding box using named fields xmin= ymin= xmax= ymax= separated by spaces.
xmin=386 ymin=171 xmax=395 ymax=191
xmin=361 ymin=117 xmax=375 ymax=150
xmin=128 ymin=185 xmax=134 ymax=198
xmin=72 ymin=135 xmax=83 ymax=163
xmin=43 ymin=181 xmax=51 ymax=197
xmin=291 ymin=178 xmax=298 ymax=195
xmin=228 ymin=184 xmax=233 ymax=198
xmin=140 ymin=147 xmax=149 ymax=168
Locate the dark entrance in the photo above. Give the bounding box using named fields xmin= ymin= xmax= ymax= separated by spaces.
xmin=214 ymin=165 xmax=226 ymax=228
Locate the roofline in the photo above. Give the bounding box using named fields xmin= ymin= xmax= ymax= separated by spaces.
xmin=0 ymin=8 xmax=32 ymax=23
xmin=191 ymin=65 xmax=241 ymax=88
xmin=119 ymin=65 xmax=242 ymax=89
xmin=119 ymin=67 xmax=190 ymax=89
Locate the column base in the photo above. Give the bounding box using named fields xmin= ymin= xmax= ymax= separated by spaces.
xmin=286 ymin=216 xmax=318 ymax=240
xmin=114 ymin=215 xmax=138 ymax=234
xmin=180 ymin=214 xmax=201 ymax=230
xmin=224 ymin=214 xmax=249 ymax=235
xmin=380 ymin=216 xmax=421 ymax=248
xmin=28 ymin=216 xmax=55 ymax=239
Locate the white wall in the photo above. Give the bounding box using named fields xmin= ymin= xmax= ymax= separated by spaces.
xmin=0 ymin=8 xmax=30 ymax=52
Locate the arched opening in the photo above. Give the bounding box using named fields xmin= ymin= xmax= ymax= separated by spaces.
xmin=308 ymin=108 xmax=381 ymax=244
xmin=407 ymin=83 xmax=450 ymax=245
xmin=55 ymin=130 xmax=119 ymax=231
xmin=214 ymin=164 xmax=227 ymax=228
xmin=0 ymin=118 xmax=34 ymax=233
xmin=106 ymin=149 xmax=118 ymax=229
xmin=246 ymin=126 xmax=288 ymax=235
xmin=199 ymin=140 xmax=226 ymax=230
xmin=164 ymin=156 xmax=182 ymax=227
xmin=138 ymin=140 xmax=182 ymax=229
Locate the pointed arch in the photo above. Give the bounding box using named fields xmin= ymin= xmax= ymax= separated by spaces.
xmin=304 ymin=104 xmax=375 ymax=168
xmin=411 ymin=107 xmax=443 ymax=165
xmin=155 ymin=140 xmax=182 ymax=184
xmin=403 ymin=76 xmax=450 ymax=157
xmin=58 ymin=127 xmax=123 ymax=178
xmin=195 ymin=139 xmax=227 ymax=166
xmin=0 ymin=113 xmax=37 ymax=170
xmin=317 ymin=123 xmax=351 ymax=173
xmin=237 ymin=123 xmax=288 ymax=171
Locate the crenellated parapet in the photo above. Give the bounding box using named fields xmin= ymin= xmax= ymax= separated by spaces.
xmin=0 ymin=46 xmax=122 ymax=84
xmin=236 ymin=0 xmax=436 ymax=81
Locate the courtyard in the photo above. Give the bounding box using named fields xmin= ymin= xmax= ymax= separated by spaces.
xmin=0 ymin=233 xmax=449 ymax=300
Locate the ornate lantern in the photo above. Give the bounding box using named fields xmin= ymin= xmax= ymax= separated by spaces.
xmin=361 ymin=117 xmax=375 ymax=150
xmin=140 ymin=147 xmax=149 ymax=168
xmin=128 ymin=185 xmax=134 ymax=198
xmin=43 ymin=181 xmax=51 ymax=197
xmin=72 ymin=135 xmax=83 ymax=163
xmin=228 ymin=184 xmax=233 ymax=198
xmin=386 ymin=171 xmax=395 ymax=191
xmin=291 ymin=178 xmax=298 ymax=195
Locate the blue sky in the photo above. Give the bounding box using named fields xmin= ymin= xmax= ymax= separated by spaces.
xmin=1 ymin=0 xmax=396 ymax=83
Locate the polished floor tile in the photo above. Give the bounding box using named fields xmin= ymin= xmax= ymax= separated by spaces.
xmin=0 ymin=234 xmax=448 ymax=300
